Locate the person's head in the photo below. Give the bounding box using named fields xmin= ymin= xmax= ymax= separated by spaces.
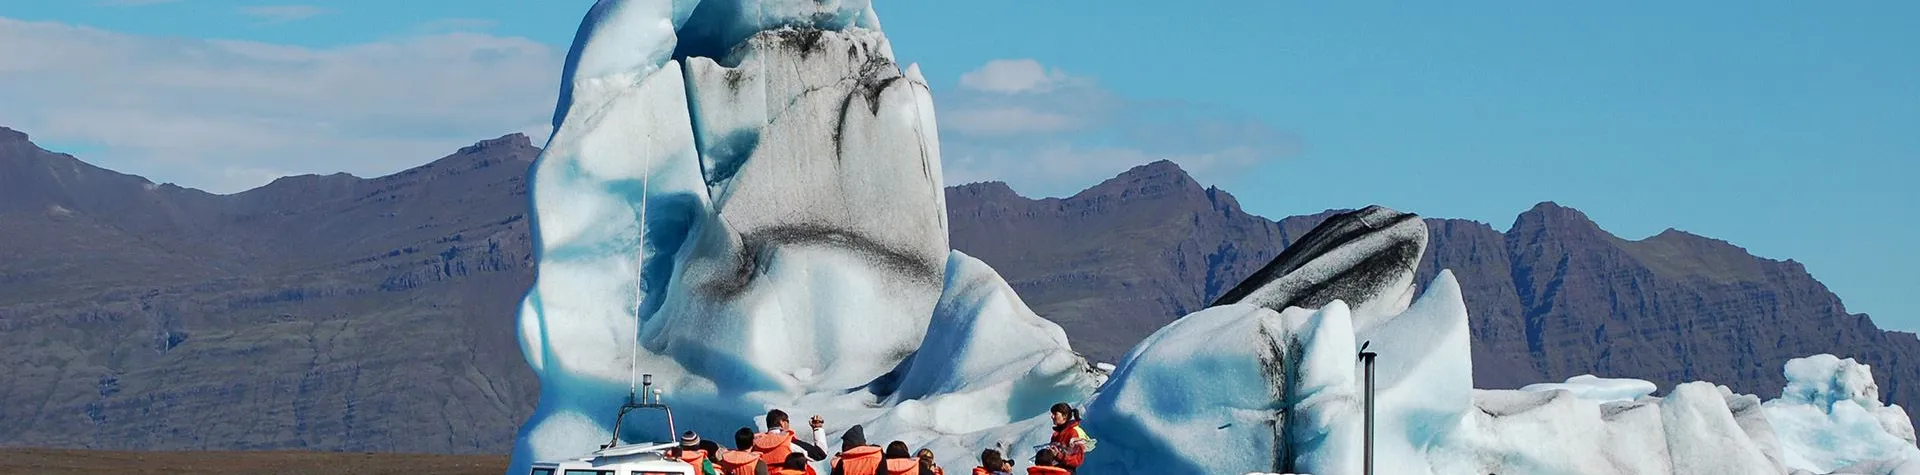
xmin=917 ymin=448 xmax=936 ymax=465
xmin=679 ymin=431 xmax=701 ymax=449
xmin=784 ymin=453 xmax=809 ymax=470
xmin=766 ymin=409 xmax=790 ymax=431
xmin=1034 ymin=448 xmax=1058 ymax=468
xmin=981 ymin=449 xmax=1007 ymax=470
xmin=885 ymin=441 xmax=911 ymax=459
xmin=699 ymin=440 xmax=722 ymax=461
xmin=735 ymin=427 xmax=756 ymax=450
xmin=840 ymin=424 xmax=868 ymax=451
xmin=1049 ymin=403 xmax=1079 ymax=425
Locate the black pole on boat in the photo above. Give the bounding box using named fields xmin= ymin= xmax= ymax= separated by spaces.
xmin=604 ymin=374 xmax=672 ymax=450
xmin=1359 ymin=340 xmax=1376 ymax=475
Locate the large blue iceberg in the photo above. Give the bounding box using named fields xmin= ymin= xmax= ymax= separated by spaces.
xmin=510 ymin=1 xmax=1920 ymax=474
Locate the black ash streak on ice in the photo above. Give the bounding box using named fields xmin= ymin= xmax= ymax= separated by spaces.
xmin=696 ymin=222 xmax=945 ymax=301
xmin=1213 ymin=205 xmax=1426 ymax=312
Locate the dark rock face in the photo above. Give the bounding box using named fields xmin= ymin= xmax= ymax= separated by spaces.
xmin=1482 ymin=203 xmax=1920 ymax=410
xmin=0 ymin=130 xmax=541 ymax=453
xmin=944 ymin=160 xmax=1292 ymax=364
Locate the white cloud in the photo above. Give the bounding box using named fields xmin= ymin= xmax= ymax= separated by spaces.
xmin=0 ymin=17 xmax=561 ymax=194
xmin=958 ymin=59 xmax=1074 ymax=94
xmin=239 ymin=5 xmax=330 ymax=24
xmin=937 ymin=59 xmax=1300 ymax=197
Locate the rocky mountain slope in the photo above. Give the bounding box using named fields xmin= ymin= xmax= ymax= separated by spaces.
xmin=2 ymin=126 xmax=1914 ymax=452
xmin=0 ymin=127 xmax=539 ymax=453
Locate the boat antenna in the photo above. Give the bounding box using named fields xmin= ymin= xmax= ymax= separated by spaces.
xmin=608 ymin=115 xmax=655 ymax=450
xmin=631 ymin=131 xmax=649 ymax=404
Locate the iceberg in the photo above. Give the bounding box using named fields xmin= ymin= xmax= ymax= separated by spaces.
xmin=1765 ymin=355 xmax=1920 ymax=474
xmin=509 ymin=0 xmax=1920 ymax=474
xmin=1521 ymin=375 xmax=1660 ymax=404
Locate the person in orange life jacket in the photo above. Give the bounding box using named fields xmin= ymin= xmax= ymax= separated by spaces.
xmin=1044 ymin=403 xmax=1089 ymax=473
xmin=971 ymin=449 xmax=1013 ymax=475
xmin=916 ymin=448 xmax=945 ymax=475
xmin=706 ymin=428 xmax=771 ymax=475
xmin=774 ymin=453 xmax=816 ymax=475
xmin=1024 ymin=450 xmax=1069 ymax=475
xmin=669 ymin=445 xmax=718 ymax=475
xmin=703 ymin=440 xmax=740 ymax=475
xmin=675 ymin=432 xmax=719 ymax=475
xmin=881 ymin=441 xmax=934 ymax=475
xmin=829 ymin=424 xmax=885 ymax=475
xmin=755 ymin=410 xmax=830 ymax=465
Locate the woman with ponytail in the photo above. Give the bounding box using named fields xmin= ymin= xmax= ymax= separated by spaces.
xmin=1045 ymin=403 xmax=1090 ymax=473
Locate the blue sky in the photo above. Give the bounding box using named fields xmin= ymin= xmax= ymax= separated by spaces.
xmin=1 ymin=1 xmax=1914 ymax=332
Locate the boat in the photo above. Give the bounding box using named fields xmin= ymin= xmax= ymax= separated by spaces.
xmin=526 ymin=374 xmax=700 ymax=475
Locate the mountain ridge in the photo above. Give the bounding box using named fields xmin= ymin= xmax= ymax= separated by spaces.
xmin=2 ymin=126 xmax=1913 ymax=455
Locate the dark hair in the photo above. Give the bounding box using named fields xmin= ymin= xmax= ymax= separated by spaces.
xmin=1050 ymin=402 xmax=1080 ymax=422
xmin=885 ymin=441 xmax=911 ymax=459
xmin=699 ymin=440 xmax=722 ymax=462
xmin=784 ymin=453 xmax=809 ymax=470
xmin=736 ymin=427 xmax=756 ymax=450
xmin=766 ymin=409 xmax=790 ymax=430
xmin=840 ymin=425 xmax=868 ymax=452
xmin=1035 ymin=448 xmax=1058 ymax=467
xmin=981 ymin=448 xmax=1004 ymax=467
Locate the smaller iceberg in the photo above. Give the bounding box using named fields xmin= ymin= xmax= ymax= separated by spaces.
xmin=1764 ymin=355 xmax=1920 ymax=474
xmin=1522 ymin=375 xmax=1659 ymax=404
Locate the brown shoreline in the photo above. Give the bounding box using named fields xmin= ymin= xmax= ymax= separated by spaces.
xmin=0 ymin=448 xmax=507 ymax=475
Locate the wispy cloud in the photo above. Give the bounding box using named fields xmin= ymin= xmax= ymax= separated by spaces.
xmin=938 ymin=59 xmax=1300 ymax=197
xmin=0 ymin=16 xmax=561 ymax=194
xmin=957 ymin=59 xmax=1076 ymax=94
xmin=239 ymin=5 xmax=330 ymax=24
xmin=417 ymin=18 xmax=500 ymax=34
xmin=95 ymin=0 xmax=182 ymax=6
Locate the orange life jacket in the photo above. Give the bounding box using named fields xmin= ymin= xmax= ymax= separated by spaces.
xmin=972 ymin=468 xmax=991 ymax=475
xmin=715 ymin=450 xmax=763 ymax=475
xmin=883 ymin=458 xmax=920 ymax=475
xmin=677 ymin=449 xmax=711 ymax=466
xmin=770 ymin=465 xmax=818 ymax=475
xmin=832 ymin=446 xmax=884 ymax=475
xmin=752 ymin=430 xmax=798 ymax=465
xmin=1025 ymin=467 xmax=1070 ymax=475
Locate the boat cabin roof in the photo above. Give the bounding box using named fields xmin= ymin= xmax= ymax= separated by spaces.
xmin=527 ymin=442 xmax=696 ymax=475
